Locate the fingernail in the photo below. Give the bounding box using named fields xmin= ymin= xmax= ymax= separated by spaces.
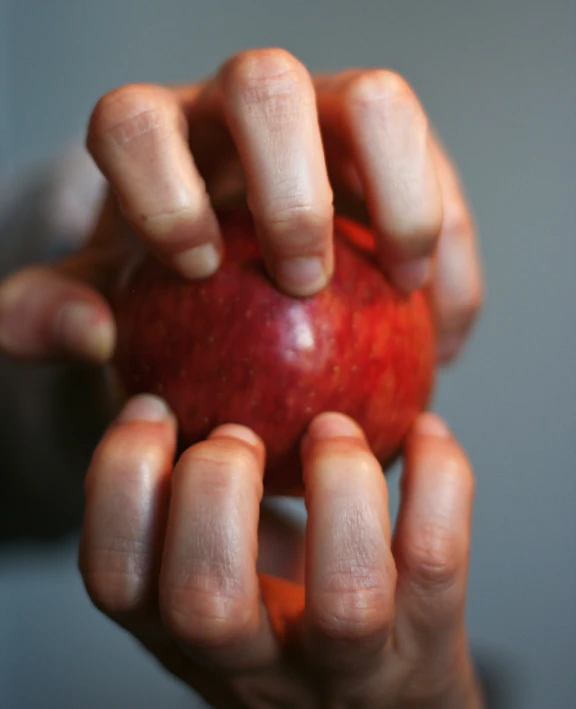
xmin=209 ymin=423 xmax=262 ymax=448
xmin=55 ymin=302 xmax=114 ymax=362
xmin=117 ymin=394 xmax=172 ymax=423
xmin=437 ymin=335 xmax=463 ymax=364
xmin=275 ymin=257 xmax=328 ymax=296
xmin=173 ymin=243 xmax=220 ymax=279
xmin=389 ymin=257 xmax=431 ymax=293
xmin=413 ymin=413 xmax=450 ymax=438
xmin=307 ymin=412 xmax=363 ymax=440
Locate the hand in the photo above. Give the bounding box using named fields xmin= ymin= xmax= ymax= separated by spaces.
xmin=79 ymin=395 xmax=484 ymax=708
xmin=0 ymin=48 xmax=482 ymax=366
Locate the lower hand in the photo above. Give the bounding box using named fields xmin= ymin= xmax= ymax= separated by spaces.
xmin=80 ymin=395 xmax=484 ymax=708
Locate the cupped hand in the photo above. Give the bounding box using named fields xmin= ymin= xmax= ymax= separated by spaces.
xmin=79 ymin=395 xmax=484 ymax=708
xmin=0 ymin=48 xmax=482 ymax=367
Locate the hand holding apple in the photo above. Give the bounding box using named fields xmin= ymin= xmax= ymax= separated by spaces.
xmin=0 ymin=49 xmax=485 ymax=709
xmin=80 ymin=397 xmax=483 ymax=709
xmin=0 ymin=49 xmax=481 ymax=370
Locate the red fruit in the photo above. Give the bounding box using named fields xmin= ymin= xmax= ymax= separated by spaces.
xmin=113 ymin=210 xmax=435 ymax=494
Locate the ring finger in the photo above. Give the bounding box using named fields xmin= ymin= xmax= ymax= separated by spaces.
xmin=316 ymin=69 xmax=443 ymax=293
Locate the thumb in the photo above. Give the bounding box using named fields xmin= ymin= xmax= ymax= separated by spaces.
xmin=0 ymin=261 xmax=115 ymax=363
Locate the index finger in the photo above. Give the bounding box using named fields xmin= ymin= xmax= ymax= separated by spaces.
xmin=86 ymin=83 xmax=223 ymax=280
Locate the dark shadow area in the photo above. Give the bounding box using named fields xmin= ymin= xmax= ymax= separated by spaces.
xmin=0 ymin=358 xmax=111 ymax=545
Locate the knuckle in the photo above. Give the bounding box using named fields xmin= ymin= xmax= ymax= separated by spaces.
xmin=222 ymin=48 xmax=307 ymax=107
xmin=87 ymin=84 xmax=174 ymax=152
xmin=263 ymin=201 xmax=333 ymax=256
xmin=80 ymin=541 xmax=150 ymax=615
xmin=310 ymin=556 xmax=395 ymax=645
xmin=311 ymin=585 xmax=391 ymax=645
xmin=403 ymin=522 xmax=464 ymax=591
xmin=161 ymin=582 xmax=254 ymax=649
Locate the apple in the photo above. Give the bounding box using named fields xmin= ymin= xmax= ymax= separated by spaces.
xmin=113 ymin=209 xmax=435 ymax=493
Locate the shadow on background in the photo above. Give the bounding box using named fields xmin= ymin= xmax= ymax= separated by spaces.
xmin=474 ymin=647 xmax=526 ymax=709
xmin=0 ymin=360 xmax=110 ymax=544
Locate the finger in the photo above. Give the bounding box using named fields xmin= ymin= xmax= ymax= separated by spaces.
xmin=0 ymin=264 xmax=114 ymax=362
xmin=301 ymin=413 xmax=395 ymax=674
xmin=317 ymin=70 xmax=443 ymax=292
xmin=217 ymin=48 xmax=334 ymax=296
xmin=87 ymin=83 xmax=223 ymax=279
xmin=429 ymin=137 xmax=484 ymax=363
xmin=392 ymin=413 xmax=475 ymax=661
xmin=159 ymin=424 xmax=278 ymax=670
xmin=79 ymin=395 xmax=177 ymax=615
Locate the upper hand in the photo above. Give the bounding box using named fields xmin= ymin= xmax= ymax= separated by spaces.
xmin=0 ymin=48 xmax=482 ymax=366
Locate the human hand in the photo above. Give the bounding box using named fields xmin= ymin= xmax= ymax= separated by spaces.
xmin=80 ymin=395 xmax=484 ymax=708
xmin=0 ymin=48 xmax=482 ymax=366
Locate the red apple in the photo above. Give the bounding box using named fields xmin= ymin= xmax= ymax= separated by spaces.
xmin=113 ymin=209 xmax=435 ymax=493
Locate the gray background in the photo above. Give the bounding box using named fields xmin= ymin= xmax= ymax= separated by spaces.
xmin=1 ymin=1 xmax=575 ymax=708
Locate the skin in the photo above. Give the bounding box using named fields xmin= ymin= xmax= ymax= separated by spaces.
xmin=80 ymin=396 xmax=484 ymax=708
xmin=0 ymin=48 xmax=482 ymax=364
xmin=0 ymin=49 xmax=485 ymax=707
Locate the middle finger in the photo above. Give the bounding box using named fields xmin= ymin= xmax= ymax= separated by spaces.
xmin=159 ymin=423 xmax=279 ymax=671
xmin=217 ymin=48 xmax=334 ymax=296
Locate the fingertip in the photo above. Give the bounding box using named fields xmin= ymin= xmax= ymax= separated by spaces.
xmin=173 ymin=242 xmax=221 ymax=280
xmin=209 ymin=424 xmax=266 ymax=473
xmin=209 ymin=423 xmax=263 ymax=450
xmin=117 ymin=394 xmax=174 ymax=424
xmin=402 ymin=415 xmax=473 ymax=506
xmin=411 ymin=412 xmax=451 ymax=439
xmin=436 ymin=334 xmax=465 ymax=365
xmin=274 ymin=255 xmax=331 ymax=297
xmin=302 ymin=413 xmax=368 ymax=478
xmin=54 ymin=300 xmax=116 ymax=363
xmin=0 ymin=267 xmax=115 ymax=362
xmin=387 ymin=257 xmax=432 ymax=294
xmin=307 ymin=411 xmax=365 ymax=441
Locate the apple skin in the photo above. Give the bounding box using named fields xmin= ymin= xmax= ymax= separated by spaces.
xmin=113 ymin=209 xmax=436 ymax=494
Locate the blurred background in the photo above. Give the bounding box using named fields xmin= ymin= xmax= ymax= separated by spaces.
xmin=0 ymin=1 xmax=575 ymax=708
